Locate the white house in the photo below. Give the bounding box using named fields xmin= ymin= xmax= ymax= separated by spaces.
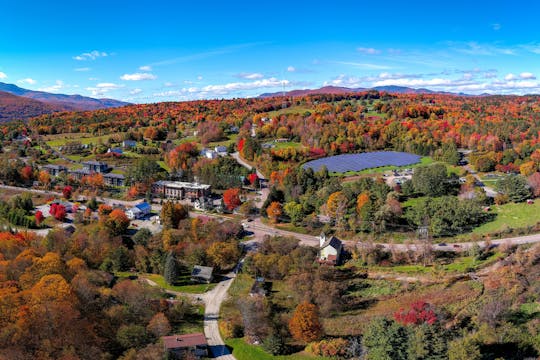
xmin=126 ymin=202 xmax=152 ymax=220
xmin=319 ymin=233 xmax=343 ymax=265
xmin=201 ymin=148 xmax=218 ymax=159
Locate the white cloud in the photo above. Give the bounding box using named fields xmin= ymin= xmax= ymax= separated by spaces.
xmin=73 ymin=50 xmax=108 ymax=61
xmin=236 ymin=72 xmax=264 ymax=80
xmin=120 ymin=73 xmax=157 ymax=81
xmin=520 ymin=72 xmax=536 ymax=79
xmin=453 ymin=42 xmax=515 ymax=56
xmin=75 ymin=67 xmax=91 ymax=72
xmin=492 ymin=23 xmax=501 ymax=31
xmin=139 ymin=65 xmax=152 ymax=71
xmin=335 ymin=61 xmax=392 ymax=70
xmin=17 ymin=78 xmax=37 ymax=85
xmin=197 ymin=76 xmax=203 ymax=80
xmin=201 ymin=77 xmax=289 ymax=94
xmin=357 ymin=47 xmax=381 ymax=55
xmin=0 ymin=72 xmax=7 ymax=79
xmin=163 ymin=82 xmax=174 ymax=87
xmin=86 ymin=82 xmax=124 ymax=96
xmin=505 ymin=73 xmax=517 ymax=81
xmin=38 ymin=80 xmax=65 ymax=93
xmin=153 ymin=77 xmax=291 ymax=99
xmin=130 ymin=88 xmax=142 ymax=95
xmin=287 ymin=66 xmax=296 ymax=72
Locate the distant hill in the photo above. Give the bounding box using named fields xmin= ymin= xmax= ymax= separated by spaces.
xmin=0 ymin=91 xmax=66 ymax=122
xmin=259 ymin=85 xmax=468 ymax=98
xmin=0 ymin=82 xmax=130 ymax=113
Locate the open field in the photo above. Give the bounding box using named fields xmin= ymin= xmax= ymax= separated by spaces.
xmin=44 ymin=133 xmax=125 ymax=147
xmin=225 ymin=339 xmax=333 ymax=360
xmin=471 ymin=199 xmax=540 ymax=235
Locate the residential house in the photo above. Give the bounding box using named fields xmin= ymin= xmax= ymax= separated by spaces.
xmin=103 ymin=173 xmax=125 ymax=187
xmin=126 ymin=202 xmax=151 ymax=220
xmin=318 ymin=233 xmax=343 ymax=265
xmin=214 ymin=145 xmax=228 ymax=155
xmin=249 ymin=277 xmax=267 ymax=297
xmin=122 ymin=140 xmax=137 ymax=148
xmin=68 ymin=169 xmax=91 ymax=181
xmin=162 ymin=333 xmax=208 ymax=359
xmin=201 ymin=148 xmax=218 ymax=159
xmin=191 ymin=265 xmax=213 ymax=283
xmin=107 ymin=147 xmax=123 ymax=155
xmin=42 ymin=164 xmax=68 ymax=177
xmin=82 ymin=161 xmax=109 ymax=173
xmin=152 ymin=181 xmax=211 ymax=200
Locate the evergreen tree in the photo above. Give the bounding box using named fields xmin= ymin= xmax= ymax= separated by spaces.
xmin=163 ymin=251 xmax=178 ymax=285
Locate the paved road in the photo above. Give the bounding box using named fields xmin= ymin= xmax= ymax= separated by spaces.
xmin=230 ymin=152 xmax=270 ymax=209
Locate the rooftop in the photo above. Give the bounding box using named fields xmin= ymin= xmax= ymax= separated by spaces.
xmin=154 ymin=180 xmax=211 ymax=190
xmin=191 ymin=265 xmax=213 ymax=280
xmin=162 ymin=333 xmax=207 ymax=349
xmin=322 ymin=235 xmax=342 ymax=250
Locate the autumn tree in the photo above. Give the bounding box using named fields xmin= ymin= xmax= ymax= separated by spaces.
xmin=62 ymin=185 xmax=73 ymax=199
xmin=288 ymin=301 xmax=323 ymax=343
xmin=223 ymin=188 xmax=241 ymax=211
xmin=35 ymin=210 xmax=44 ymax=226
xmin=104 ymin=209 xmax=130 ymax=236
xmin=207 ymin=241 xmax=240 ymax=271
xmin=38 ymin=170 xmax=51 ymax=187
xmin=160 ymin=201 xmax=188 ymax=229
xmin=49 ymin=203 xmax=67 ymax=221
xmin=284 ymin=201 xmax=303 ymax=225
xmin=146 ymin=312 xmax=171 ymax=338
xmin=326 ymin=191 xmax=348 ymax=228
xmin=266 ymin=201 xmax=282 ymax=223
xmin=528 ymin=172 xmax=540 ymax=197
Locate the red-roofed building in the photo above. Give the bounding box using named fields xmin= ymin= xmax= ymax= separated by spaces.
xmin=162 ymin=333 xmax=208 ymax=359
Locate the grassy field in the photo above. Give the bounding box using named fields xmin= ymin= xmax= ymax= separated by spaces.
xmin=471 ymin=199 xmax=540 ymax=235
xmin=44 ymin=133 xmax=123 ymax=147
xmin=274 ymin=141 xmax=304 ymax=150
xmin=144 ymin=273 xmax=217 ymax=294
xmin=115 ymin=272 xmax=216 ymax=294
xmin=225 ymin=339 xmax=332 ymax=360
xmin=267 ymin=106 xmax=314 ymax=118
xmin=157 ymin=160 xmax=171 ymax=172
xmin=345 ymin=279 xmax=403 ymax=299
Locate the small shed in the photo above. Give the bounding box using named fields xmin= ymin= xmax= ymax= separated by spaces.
xmin=191 ymin=265 xmax=213 ymax=283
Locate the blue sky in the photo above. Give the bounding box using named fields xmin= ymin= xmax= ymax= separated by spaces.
xmin=2 ymin=0 xmax=540 ymax=102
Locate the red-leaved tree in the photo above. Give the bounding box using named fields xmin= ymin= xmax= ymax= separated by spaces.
xmin=49 ymin=203 xmax=67 ymax=221
xmin=35 ymin=210 xmax=44 ymax=226
xmin=62 ymin=186 xmax=73 ymax=199
xmin=394 ymin=301 xmax=437 ymax=325
xmin=223 ymin=188 xmax=241 ymax=211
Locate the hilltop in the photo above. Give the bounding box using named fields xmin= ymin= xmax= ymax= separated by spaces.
xmin=0 ymin=82 xmax=130 ymax=121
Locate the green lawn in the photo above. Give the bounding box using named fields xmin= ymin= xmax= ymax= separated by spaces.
xmin=157 ymin=160 xmax=171 ymax=172
xmin=345 ymin=279 xmax=403 ymax=299
xmin=471 ymin=199 xmax=540 ymax=235
xmin=274 ymin=141 xmax=304 ymax=150
xmin=45 ymin=133 xmax=124 ymax=147
xmin=267 ymin=106 xmax=314 ymax=118
xmin=225 ymin=339 xmax=332 ymax=360
xmin=115 ymin=272 xmax=216 ymax=294
xmin=144 ymin=273 xmax=217 ymax=294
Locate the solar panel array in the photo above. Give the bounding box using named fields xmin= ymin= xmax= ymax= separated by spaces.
xmin=302 ymin=151 xmax=421 ymax=173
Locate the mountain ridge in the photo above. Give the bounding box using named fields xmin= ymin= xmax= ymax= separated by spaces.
xmin=258 ymin=85 xmax=470 ymax=98
xmin=0 ymin=82 xmax=130 ymax=113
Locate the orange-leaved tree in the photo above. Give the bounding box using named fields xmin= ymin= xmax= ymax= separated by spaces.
xmin=266 ymin=201 xmax=282 ymax=224
xmin=288 ymin=301 xmax=323 ymax=343
xmin=223 ymin=188 xmax=241 ymax=211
